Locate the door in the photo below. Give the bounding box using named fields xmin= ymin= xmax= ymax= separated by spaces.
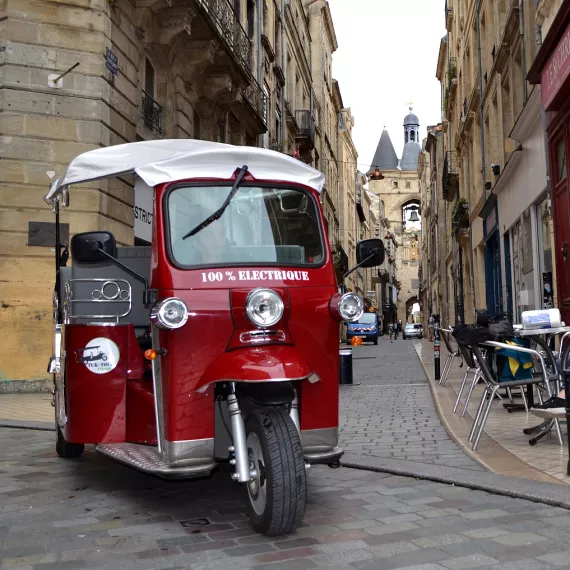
xmin=485 ymin=230 xmax=503 ymax=317
xmin=550 ymin=127 xmax=570 ymax=324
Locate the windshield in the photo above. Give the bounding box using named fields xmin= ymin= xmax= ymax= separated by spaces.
xmin=167 ymin=185 xmax=324 ymax=268
xmin=356 ymin=314 xmax=377 ymax=324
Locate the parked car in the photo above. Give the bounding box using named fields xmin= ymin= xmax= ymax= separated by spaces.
xmin=403 ymin=323 xmax=423 ymax=340
xmin=347 ymin=312 xmax=380 ymax=345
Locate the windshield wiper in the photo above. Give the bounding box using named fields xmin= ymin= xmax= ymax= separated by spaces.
xmin=182 ymin=165 xmax=249 ymax=240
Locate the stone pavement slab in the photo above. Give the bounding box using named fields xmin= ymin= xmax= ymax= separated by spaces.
xmin=1 ymin=428 xmax=570 ymax=569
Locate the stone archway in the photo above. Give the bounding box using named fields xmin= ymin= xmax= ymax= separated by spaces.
xmin=405 ymin=295 xmax=419 ymax=323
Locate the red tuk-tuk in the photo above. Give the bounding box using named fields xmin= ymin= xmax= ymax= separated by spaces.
xmin=44 ymin=140 xmax=384 ymax=535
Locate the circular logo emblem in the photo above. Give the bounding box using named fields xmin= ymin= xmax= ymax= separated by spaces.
xmin=80 ymin=337 xmax=120 ymax=375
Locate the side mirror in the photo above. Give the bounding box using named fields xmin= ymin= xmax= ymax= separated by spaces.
xmin=71 ymin=231 xmax=116 ymax=263
xmin=356 ymin=238 xmax=385 ymax=268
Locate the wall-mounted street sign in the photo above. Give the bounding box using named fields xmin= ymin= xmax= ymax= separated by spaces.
xmin=105 ymin=48 xmax=118 ymax=76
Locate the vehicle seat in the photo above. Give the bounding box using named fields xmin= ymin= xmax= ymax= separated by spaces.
xmin=60 ymin=246 xmax=151 ymax=340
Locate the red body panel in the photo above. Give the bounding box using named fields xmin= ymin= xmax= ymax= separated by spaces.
xmin=64 ymin=325 xmax=130 ymax=443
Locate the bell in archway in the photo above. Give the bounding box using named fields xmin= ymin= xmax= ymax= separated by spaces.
xmin=408 ymin=209 xmax=420 ymax=222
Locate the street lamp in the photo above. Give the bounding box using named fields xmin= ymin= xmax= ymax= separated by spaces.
xmin=368 ymin=168 xmax=384 ymax=181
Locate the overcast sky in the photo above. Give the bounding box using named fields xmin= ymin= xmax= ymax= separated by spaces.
xmin=327 ymin=0 xmax=446 ymax=172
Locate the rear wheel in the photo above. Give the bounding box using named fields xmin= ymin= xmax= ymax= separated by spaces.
xmin=245 ymin=408 xmax=307 ymax=536
xmin=56 ymin=425 xmax=84 ymax=458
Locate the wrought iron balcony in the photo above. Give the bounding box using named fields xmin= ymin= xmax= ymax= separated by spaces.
xmin=195 ymin=0 xmax=252 ymax=76
xmin=243 ymin=80 xmax=267 ymax=128
xmin=295 ymin=110 xmax=315 ymax=148
xmin=443 ymin=151 xmax=459 ymax=201
xmin=142 ymin=91 xmax=162 ymax=133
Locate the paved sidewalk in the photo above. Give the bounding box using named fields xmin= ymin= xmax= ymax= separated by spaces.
xmin=2 ymin=428 xmax=570 ymax=570
xmin=413 ymin=338 xmax=568 ymax=485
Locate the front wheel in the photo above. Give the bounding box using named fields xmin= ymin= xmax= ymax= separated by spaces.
xmin=245 ymin=408 xmax=307 ymax=536
xmin=373 ymin=337 xmax=378 ymax=345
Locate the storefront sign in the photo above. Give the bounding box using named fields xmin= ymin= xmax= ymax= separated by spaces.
xmin=541 ymin=21 xmax=570 ymax=109
xmin=134 ymin=179 xmax=153 ymax=243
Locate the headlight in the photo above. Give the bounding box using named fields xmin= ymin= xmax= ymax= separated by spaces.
xmin=246 ymin=288 xmax=284 ymax=328
xmin=338 ymin=293 xmax=364 ymax=322
xmin=150 ymin=297 xmax=189 ymax=330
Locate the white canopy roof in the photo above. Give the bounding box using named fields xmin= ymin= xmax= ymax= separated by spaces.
xmin=44 ymin=139 xmax=326 ymax=202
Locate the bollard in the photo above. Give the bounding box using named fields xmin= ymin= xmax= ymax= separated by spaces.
xmin=339 ymin=347 xmax=353 ymax=385
xmin=434 ymin=326 xmax=441 ymax=382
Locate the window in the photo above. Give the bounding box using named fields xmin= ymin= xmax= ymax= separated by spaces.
xmin=393 ymin=180 xmax=398 ymax=189
xmin=247 ymin=0 xmax=255 ymax=38
xmin=410 ymin=131 xmax=415 ymax=142
xmin=144 ymin=57 xmax=155 ymax=97
xmin=556 ymin=138 xmax=567 ymax=183
xmin=275 ymin=106 xmax=282 ymax=146
xmin=406 ymin=181 xmax=411 ymax=189
xmin=167 ymin=185 xmax=324 ymax=268
xmin=217 ymin=120 xmax=226 ymax=143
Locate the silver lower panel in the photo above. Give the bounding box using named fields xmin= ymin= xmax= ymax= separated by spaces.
xmin=301 ymin=427 xmax=342 ymax=464
xmin=305 ymin=446 xmax=344 ymax=465
xmin=163 ymin=438 xmax=215 ymax=467
xmin=97 ymin=443 xmax=216 ymax=480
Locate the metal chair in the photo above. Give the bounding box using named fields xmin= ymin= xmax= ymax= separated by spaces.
xmin=453 ymin=343 xmax=480 ymax=414
xmin=469 ymin=342 xmax=563 ymax=451
xmin=439 ymin=328 xmax=462 ymax=387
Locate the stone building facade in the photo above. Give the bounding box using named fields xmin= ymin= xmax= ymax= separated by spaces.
xmin=0 ymin=0 xmax=357 ymax=389
xmin=367 ymin=110 xmax=422 ymax=326
xmin=436 ymin=0 xmax=561 ymax=323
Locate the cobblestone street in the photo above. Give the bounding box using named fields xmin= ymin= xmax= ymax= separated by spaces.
xmin=3 ymin=338 xmax=570 ymax=568
xmin=340 ymin=338 xmax=482 ymax=470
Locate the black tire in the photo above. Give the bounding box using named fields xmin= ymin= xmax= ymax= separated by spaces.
xmin=373 ymin=337 xmax=378 ymax=345
xmin=56 ymin=425 xmax=84 ymax=458
xmin=245 ymin=408 xmax=307 ymax=536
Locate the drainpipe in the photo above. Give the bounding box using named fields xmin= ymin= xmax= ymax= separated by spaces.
xmin=257 ymin=0 xmax=262 ymax=83
xmin=281 ymin=0 xmax=286 ymax=151
xmin=476 ymin=0 xmax=487 ymax=200
xmin=467 ymin=130 xmax=477 ymax=315
xmin=519 ymin=0 xmax=528 ymax=103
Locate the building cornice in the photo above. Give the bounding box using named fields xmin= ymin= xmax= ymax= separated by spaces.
xmin=436 ymin=36 xmax=448 ymax=81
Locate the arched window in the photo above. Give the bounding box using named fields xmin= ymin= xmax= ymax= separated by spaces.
xmin=405 ymin=132 xmax=408 ymax=143
xmin=410 ymin=131 xmax=415 ymax=142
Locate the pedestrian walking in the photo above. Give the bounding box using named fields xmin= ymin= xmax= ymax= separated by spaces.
xmin=388 ymin=323 xmax=394 ymax=342
xmin=428 ymin=314 xmax=435 ymax=342
xmin=393 ymin=320 xmax=399 ymax=340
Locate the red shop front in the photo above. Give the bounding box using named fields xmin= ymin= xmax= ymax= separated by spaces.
xmin=529 ymin=0 xmax=570 ymax=325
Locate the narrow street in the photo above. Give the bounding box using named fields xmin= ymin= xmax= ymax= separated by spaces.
xmin=3 ymin=339 xmax=570 ymax=569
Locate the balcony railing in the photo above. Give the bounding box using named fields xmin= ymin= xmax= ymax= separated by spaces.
xmin=244 ymin=80 xmax=267 ymax=128
xmin=295 ymin=110 xmax=315 ymax=147
xmin=443 ymin=151 xmax=459 ymax=201
xmin=195 ymin=0 xmax=252 ymax=76
xmin=142 ymin=91 xmax=162 ymax=133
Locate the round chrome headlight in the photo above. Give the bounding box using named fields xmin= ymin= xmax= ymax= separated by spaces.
xmin=150 ymin=297 xmax=189 ymax=330
xmin=338 ymin=293 xmax=364 ymax=322
xmin=246 ymin=288 xmax=284 ymax=328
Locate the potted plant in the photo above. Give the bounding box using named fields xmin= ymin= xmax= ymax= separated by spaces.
xmin=452 ymin=198 xmax=469 ymax=235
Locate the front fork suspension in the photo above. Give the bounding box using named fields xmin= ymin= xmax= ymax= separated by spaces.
xmin=227 ymin=384 xmax=302 ymax=483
